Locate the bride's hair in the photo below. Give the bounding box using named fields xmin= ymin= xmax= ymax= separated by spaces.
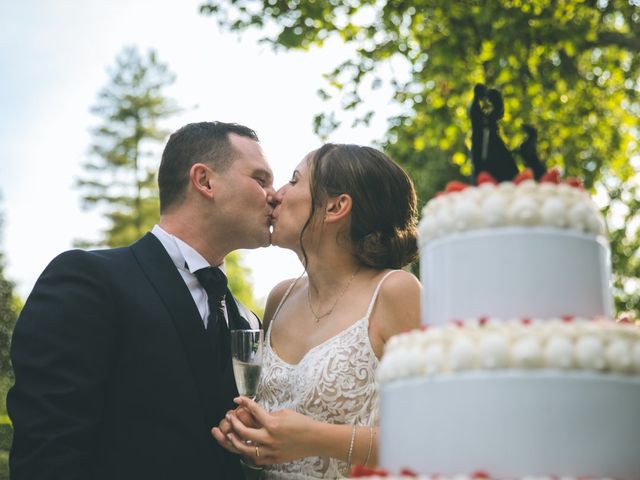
xmin=300 ymin=144 xmax=418 ymax=269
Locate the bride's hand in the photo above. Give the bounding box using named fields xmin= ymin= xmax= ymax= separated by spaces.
xmin=223 ymin=396 xmax=320 ymax=465
xmin=211 ymin=405 xmax=257 ymax=454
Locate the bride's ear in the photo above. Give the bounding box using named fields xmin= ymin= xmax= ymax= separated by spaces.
xmin=324 ymin=194 xmax=352 ymax=223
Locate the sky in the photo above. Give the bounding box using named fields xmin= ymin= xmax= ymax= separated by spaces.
xmin=0 ymin=0 xmax=395 ymax=303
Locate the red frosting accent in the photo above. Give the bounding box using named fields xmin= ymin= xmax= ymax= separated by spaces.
xmin=399 ymin=468 xmax=418 ymax=476
xmin=445 ymin=181 xmax=469 ymax=193
xmin=513 ymin=169 xmax=534 ymax=184
xmin=565 ymin=177 xmax=585 ymax=189
xmin=476 ymin=172 xmax=498 ymax=185
xmin=478 ymin=316 xmax=489 ymax=326
xmin=541 ymin=167 xmax=562 ymax=184
xmin=618 ymin=316 xmax=632 ymax=324
xmin=434 ymin=171 xmax=589 ymax=196
xmin=350 ymin=465 xmax=389 ymax=477
xmin=521 ymin=317 xmax=532 ymax=325
xmin=562 ymin=315 xmax=575 ymax=323
xmin=471 ymin=471 xmax=491 ymax=479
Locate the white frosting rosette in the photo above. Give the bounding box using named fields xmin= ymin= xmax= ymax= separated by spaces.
xmin=418 ymin=178 xmax=607 ymax=243
xmin=377 ymin=318 xmax=640 ymax=383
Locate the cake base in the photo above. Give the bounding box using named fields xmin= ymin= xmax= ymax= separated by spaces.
xmin=379 ymin=371 xmax=640 ymax=479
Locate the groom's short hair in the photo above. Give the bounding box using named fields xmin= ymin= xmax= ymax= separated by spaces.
xmin=158 ymin=121 xmax=259 ymax=213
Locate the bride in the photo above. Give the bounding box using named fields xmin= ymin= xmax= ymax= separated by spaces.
xmin=213 ymin=143 xmax=421 ymax=478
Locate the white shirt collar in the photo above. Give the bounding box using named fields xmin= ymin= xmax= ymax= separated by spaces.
xmin=151 ymin=225 xmax=259 ymax=329
xmin=151 ymin=224 xmax=223 ymax=274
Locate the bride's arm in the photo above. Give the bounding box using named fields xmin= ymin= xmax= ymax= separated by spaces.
xmin=369 ymin=269 xmax=422 ymax=359
xmin=224 ymin=397 xmax=378 ymax=468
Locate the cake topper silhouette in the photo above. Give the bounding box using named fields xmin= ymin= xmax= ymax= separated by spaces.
xmin=469 ymin=83 xmax=547 ymax=182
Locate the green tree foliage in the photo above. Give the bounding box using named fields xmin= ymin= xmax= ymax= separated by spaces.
xmin=77 ymin=46 xmax=178 ymax=248
xmin=0 ymin=264 xmax=19 ymax=382
xmin=602 ymin=173 xmax=640 ymax=316
xmin=0 ymin=199 xmax=23 ymax=421
xmin=201 ymin=0 xmax=640 ymax=316
xmin=226 ymin=252 xmax=264 ymax=318
xmin=0 ymin=203 xmax=14 ymax=479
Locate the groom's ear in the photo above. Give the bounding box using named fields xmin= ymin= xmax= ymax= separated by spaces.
xmin=324 ymin=194 xmax=352 ymax=223
xmin=190 ymin=163 xmax=216 ymax=199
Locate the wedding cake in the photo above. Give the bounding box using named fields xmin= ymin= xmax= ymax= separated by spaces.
xmin=358 ymin=171 xmax=640 ymax=479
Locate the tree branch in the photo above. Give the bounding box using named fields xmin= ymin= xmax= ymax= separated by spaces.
xmin=595 ymin=31 xmax=640 ymax=50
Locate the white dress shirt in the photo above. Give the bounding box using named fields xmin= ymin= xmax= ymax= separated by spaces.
xmin=151 ymin=225 xmax=259 ymax=329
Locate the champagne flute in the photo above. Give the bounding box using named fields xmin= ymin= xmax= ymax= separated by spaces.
xmin=230 ymin=329 xmax=263 ymax=400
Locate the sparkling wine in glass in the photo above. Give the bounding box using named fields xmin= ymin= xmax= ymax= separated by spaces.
xmin=230 ymin=329 xmax=263 ymax=400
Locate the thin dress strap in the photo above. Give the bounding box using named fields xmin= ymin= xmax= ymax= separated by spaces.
xmin=269 ymin=275 xmax=302 ymax=326
xmin=364 ymin=269 xmax=401 ymax=319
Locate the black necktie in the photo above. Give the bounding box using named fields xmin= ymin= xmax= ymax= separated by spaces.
xmin=194 ymin=267 xmax=231 ymax=369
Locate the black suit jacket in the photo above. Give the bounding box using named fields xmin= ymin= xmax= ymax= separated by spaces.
xmin=8 ymin=233 xmax=248 ymax=480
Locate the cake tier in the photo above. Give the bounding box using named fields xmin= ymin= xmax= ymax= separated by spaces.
xmin=379 ymin=371 xmax=640 ymax=479
xmin=353 ymin=474 xmax=613 ymax=479
xmin=420 ymin=228 xmax=613 ymax=325
xmin=352 ymin=474 xmax=612 ymax=480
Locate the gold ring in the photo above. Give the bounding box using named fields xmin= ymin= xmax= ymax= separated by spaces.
xmin=255 ymin=445 xmax=260 ymax=458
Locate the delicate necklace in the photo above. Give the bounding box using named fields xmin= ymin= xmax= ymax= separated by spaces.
xmin=307 ymin=266 xmax=360 ymax=323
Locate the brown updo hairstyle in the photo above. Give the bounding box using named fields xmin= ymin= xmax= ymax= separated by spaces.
xmin=300 ymin=143 xmax=418 ymax=269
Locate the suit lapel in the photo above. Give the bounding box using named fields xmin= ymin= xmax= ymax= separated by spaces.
xmin=130 ymin=233 xmax=224 ymax=425
xmin=225 ymin=290 xmax=251 ymax=331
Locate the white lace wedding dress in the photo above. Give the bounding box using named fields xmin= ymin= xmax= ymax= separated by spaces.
xmin=256 ymin=270 xmax=399 ymax=479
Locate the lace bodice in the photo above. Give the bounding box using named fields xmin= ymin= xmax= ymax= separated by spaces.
xmin=256 ymin=270 xmax=399 ymax=479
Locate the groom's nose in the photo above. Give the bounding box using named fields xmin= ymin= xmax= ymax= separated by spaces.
xmin=265 ymin=186 xmax=277 ymax=206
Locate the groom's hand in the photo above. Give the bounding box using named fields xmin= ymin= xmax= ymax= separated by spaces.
xmin=212 ymin=411 xmax=239 ymax=453
xmin=211 ymin=406 xmax=257 ymax=453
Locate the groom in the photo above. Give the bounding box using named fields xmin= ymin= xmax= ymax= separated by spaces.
xmin=8 ymin=122 xmax=275 ymax=479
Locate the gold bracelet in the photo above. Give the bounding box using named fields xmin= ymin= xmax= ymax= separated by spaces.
xmin=363 ymin=426 xmax=374 ymax=466
xmin=346 ymin=424 xmax=357 ymax=470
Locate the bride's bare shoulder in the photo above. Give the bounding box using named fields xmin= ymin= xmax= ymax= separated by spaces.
xmin=376 ymin=269 xmax=421 ymax=333
xmin=379 ymin=269 xmax=421 ymax=297
xmin=263 ymin=277 xmax=301 ymax=330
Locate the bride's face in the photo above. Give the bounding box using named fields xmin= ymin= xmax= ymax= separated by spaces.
xmin=270 ymin=155 xmax=315 ymax=251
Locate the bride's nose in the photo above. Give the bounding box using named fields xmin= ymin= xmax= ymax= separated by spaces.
xmin=273 ymin=186 xmax=288 ymax=204
xmin=268 ymin=187 xmax=284 ymax=208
